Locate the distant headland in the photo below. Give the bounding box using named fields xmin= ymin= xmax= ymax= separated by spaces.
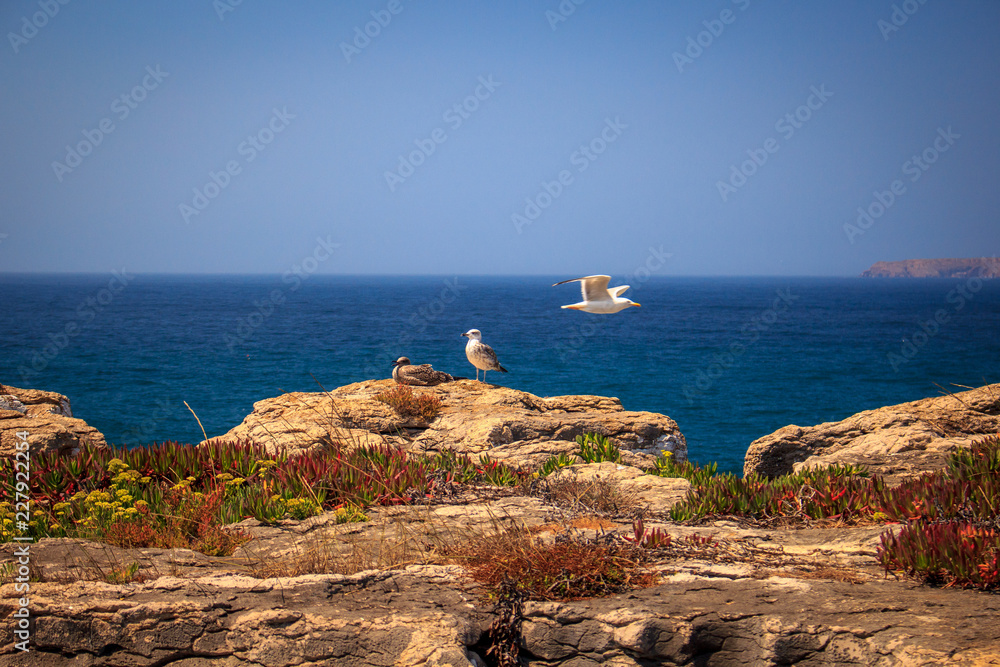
xmin=861 ymin=257 xmax=999 ymax=278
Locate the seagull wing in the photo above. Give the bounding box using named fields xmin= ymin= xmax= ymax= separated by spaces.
xmin=410 ymin=364 xmax=453 ymax=385
xmin=580 ymin=275 xmax=612 ymax=302
xmin=479 ymin=343 xmax=500 ymax=366
xmin=612 ymin=284 xmax=631 ymax=297
xmin=551 ymin=277 xmax=580 ymax=287
xmin=552 ymin=275 xmax=613 ymax=303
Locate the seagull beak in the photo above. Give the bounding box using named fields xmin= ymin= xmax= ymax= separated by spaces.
xmin=633 ymin=303 xmax=642 ymax=307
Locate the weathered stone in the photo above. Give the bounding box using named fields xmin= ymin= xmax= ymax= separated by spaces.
xmin=744 ymin=383 xmax=1000 ymax=481
xmin=0 ymin=568 xmax=489 ymax=667
xmin=0 ymin=396 xmax=26 ymax=414
xmin=519 ymin=577 xmax=1000 ymax=666
xmin=0 ymin=384 xmax=72 ymax=417
xmin=210 ymin=380 xmax=687 ymax=469
xmin=0 ymin=383 xmax=106 ymax=458
xmin=3 ymin=496 xmax=1000 ymax=665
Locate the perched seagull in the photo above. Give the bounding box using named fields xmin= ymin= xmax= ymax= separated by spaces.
xmin=391 ymin=357 xmax=454 ymax=386
xmin=552 ymin=275 xmax=641 ymax=314
xmin=461 ymin=329 xmax=508 ymax=383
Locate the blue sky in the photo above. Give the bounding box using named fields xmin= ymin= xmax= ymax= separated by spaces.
xmin=1 ymin=1 xmax=998 ymax=276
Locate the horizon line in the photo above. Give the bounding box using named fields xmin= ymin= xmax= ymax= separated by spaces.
xmin=0 ymin=271 xmax=874 ymax=279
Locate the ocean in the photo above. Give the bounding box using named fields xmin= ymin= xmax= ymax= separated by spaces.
xmin=2 ymin=274 xmax=998 ymax=474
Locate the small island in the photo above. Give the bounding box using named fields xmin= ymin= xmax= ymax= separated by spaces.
xmin=861 ymin=257 xmax=999 ymax=278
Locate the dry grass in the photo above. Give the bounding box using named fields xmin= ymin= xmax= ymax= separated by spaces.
xmin=444 ymin=525 xmax=658 ymax=601
xmin=245 ymin=535 xmax=425 ymax=579
xmin=526 ymin=476 xmax=644 ymax=519
xmin=0 ymin=542 xmax=156 ymax=586
xmin=242 ymin=508 xmax=461 ymax=579
xmin=373 ymin=384 xmax=443 ymax=420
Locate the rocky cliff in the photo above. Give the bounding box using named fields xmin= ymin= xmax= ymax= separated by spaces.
xmin=743 ymin=383 xmax=1000 ymax=481
xmin=861 ymin=257 xmax=999 ymax=278
xmin=0 ymin=384 xmax=106 ymax=458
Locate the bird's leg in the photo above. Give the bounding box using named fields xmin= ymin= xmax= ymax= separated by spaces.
xmin=483 ymin=370 xmax=488 ymax=384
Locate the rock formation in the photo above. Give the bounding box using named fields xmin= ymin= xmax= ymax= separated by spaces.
xmin=743 ymin=383 xmax=1000 ymax=481
xmin=3 ymin=498 xmax=999 ymax=665
xmin=0 ymin=383 xmax=106 ymax=458
xmin=861 ymin=257 xmax=999 ymax=278
xmin=209 ymin=380 xmax=688 ymax=469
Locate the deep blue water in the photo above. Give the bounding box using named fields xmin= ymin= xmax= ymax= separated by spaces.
xmin=2 ymin=274 xmax=998 ymax=473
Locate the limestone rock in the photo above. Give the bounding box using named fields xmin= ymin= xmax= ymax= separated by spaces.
xmin=0 ymin=567 xmax=489 ymax=667
xmin=519 ymin=577 xmax=1000 ymax=666
xmin=743 ymin=383 xmax=1000 ymax=481
xmin=0 ymin=383 xmax=72 ymax=417
xmin=210 ymin=380 xmax=687 ymax=469
xmin=5 ymin=512 xmax=1000 ymax=666
xmin=0 ymin=383 xmax=106 ymax=458
xmin=5 ymin=485 xmax=1000 ymax=666
xmin=0 ymin=396 xmax=26 ymax=414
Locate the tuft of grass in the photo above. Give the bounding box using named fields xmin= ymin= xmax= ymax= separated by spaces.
xmin=100 ymin=486 xmax=251 ymax=556
xmin=531 ymin=476 xmax=641 ymax=518
xmin=245 ymin=509 xmax=444 ymax=579
xmin=103 ymin=561 xmax=145 ymax=585
xmin=374 ymin=384 xmax=443 ymax=420
xmin=474 ymin=455 xmax=524 ymax=486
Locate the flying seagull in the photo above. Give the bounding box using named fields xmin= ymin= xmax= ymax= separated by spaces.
xmin=461 ymin=329 xmax=508 ymax=383
xmin=552 ymin=275 xmax=641 ymax=314
xmin=391 ymin=357 xmax=455 ymax=386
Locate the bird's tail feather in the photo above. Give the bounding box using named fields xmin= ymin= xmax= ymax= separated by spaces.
xmin=499 ymin=365 xmax=509 ymax=373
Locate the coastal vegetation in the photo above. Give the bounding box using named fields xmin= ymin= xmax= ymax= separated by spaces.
xmin=0 ymin=439 xmax=525 ymax=554
xmin=373 ymin=383 xmax=444 ymax=419
xmin=2 ymin=432 xmax=998 ymax=593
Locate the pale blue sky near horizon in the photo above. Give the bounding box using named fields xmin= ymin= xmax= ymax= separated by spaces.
xmin=1 ymin=1 xmax=998 ymax=277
